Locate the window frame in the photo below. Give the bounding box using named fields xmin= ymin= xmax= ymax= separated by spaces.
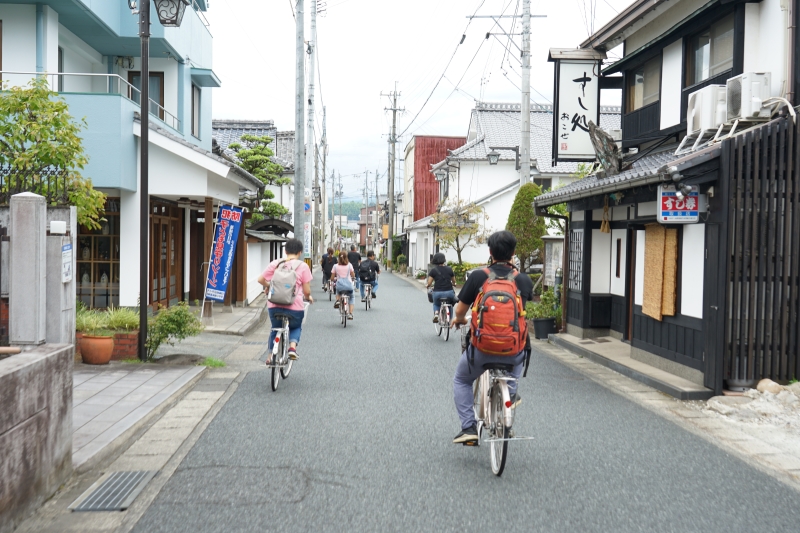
xmin=127 ymin=71 xmax=165 ymax=120
xmin=625 ymin=54 xmax=662 ymax=114
xmin=191 ymin=84 xmax=201 ymax=139
xmin=684 ymin=13 xmax=735 ymax=89
xmin=533 ymin=177 xmax=552 ymax=192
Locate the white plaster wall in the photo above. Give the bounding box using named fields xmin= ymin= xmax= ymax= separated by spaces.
xmin=148 ymin=144 xmax=207 ymax=196
xmin=635 ymin=229 xmax=645 ymax=306
xmin=681 ymin=223 xmax=705 ymax=319
xmin=246 ymin=242 xmax=264 ymax=303
xmin=571 ymin=210 xmax=585 ymax=222
xmin=661 ymin=38 xmax=683 ymax=129
xmin=742 ymin=0 xmax=789 ymax=98
xmin=206 ymin=173 xmax=239 ymax=206
xmin=453 ymin=161 xmax=517 ymax=203
xmin=638 ymin=202 xmax=657 ymax=217
xmin=625 ymin=0 xmax=711 ymax=53
xmin=590 ymin=229 xmax=611 ymax=294
xmin=0 ymin=5 xmax=36 ymax=87
xmin=610 ymin=229 xmax=627 ymax=297
xmin=119 ymin=142 xmax=144 ymax=307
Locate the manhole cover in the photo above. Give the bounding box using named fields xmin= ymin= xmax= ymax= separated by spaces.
xmin=71 ymin=471 xmax=156 ymax=512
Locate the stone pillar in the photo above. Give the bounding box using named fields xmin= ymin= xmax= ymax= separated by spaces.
xmin=9 ymin=193 xmax=47 ymax=345
xmin=202 ymin=197 xmax=213 ymax=322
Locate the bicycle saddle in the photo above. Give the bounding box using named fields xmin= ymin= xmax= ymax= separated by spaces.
xmin=273 ymin=313 xmax=292 ymax=321
xmin=481 ymin=363 xmax=515 ymax=372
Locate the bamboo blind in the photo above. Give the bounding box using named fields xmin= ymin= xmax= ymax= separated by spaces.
xmin=661 ymin=228 xmax=678 ymax=317
xmin=642 ymin=224 xmax=665 ymax=320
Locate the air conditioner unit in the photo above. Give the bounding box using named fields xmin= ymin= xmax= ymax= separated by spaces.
xmin=726 ymin=72 xmax=772 ymax=121
xmin=686 ymin=85 xmax=727 ymax=135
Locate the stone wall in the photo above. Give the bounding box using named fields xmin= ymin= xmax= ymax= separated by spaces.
xmin=0 ymin=344 xmax=73 ymax=533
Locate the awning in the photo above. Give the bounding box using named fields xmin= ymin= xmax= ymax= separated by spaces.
xmin=191 ymin=68 xmax=222 ymax=88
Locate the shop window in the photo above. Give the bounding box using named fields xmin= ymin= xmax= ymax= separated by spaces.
xmin=626 ymin=56 xmax=661 ymax=112
xmin=686 ymin=14 xmax=734 ymax=87
xmin=77 ymin=198 xmax=120 ymax=308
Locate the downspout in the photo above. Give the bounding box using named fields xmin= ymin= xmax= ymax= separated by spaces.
xmin=537 ymin=205 xmax=569 ymax=334
xmin=36 ymin=4 xmax=44 ymax=75
xmin=789 ymin=0 xmax=797 ymax=104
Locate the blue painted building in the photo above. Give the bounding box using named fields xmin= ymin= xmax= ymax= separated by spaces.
xmin=0 ymin=0 xmax=262 ymax=309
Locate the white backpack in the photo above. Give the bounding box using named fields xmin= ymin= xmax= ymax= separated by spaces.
xmin=268 ymin=260 xmax=301 ymax=305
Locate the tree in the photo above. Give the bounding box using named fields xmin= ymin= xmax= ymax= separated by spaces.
xmin=506 ymin=182 xmax=547 ymax=271
xmin=227 ymin=134 xmax=290 ymax=223
xmin=431 ymin=198 xmax=489 ymax=265
xmin=546 ymin=162 xmax=594 ymax=234
xmin=0 ymin=77 xmax=106 ymax=229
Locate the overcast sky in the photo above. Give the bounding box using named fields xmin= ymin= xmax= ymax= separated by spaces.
xmin=206 ymin=0 xmax=630 ymax=202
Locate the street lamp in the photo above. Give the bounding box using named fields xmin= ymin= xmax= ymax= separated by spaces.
xmin=129 ymin=0 xmax=191 ymax=361
xmin=486 ymin=149 xmax=500 ymax=166
xmin=487 ymin=146 xmax=520 ymax=170
xmin=434 ymin=168 xmax=447 ymax=181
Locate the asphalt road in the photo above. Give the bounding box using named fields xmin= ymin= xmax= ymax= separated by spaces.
xmin=133 ymin=273 xmax=800 ymax=532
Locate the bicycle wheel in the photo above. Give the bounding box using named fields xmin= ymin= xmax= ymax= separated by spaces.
xmin=443 ymin=307 xmax=450 ymax=342
xmin=329 ymin=285 xmax=333 ymax=301
xmin=490 ymin=385 xmax=509 ymax=476
xmin=280 ymin=323 xmax=293 ymax=379
xmin=435 ymin=307 xmax=443 ymax=336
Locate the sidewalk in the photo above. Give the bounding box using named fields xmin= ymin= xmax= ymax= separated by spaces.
xmin=72 ymin=363 xmax=206 ymax=472
xmin=200 ymin=296 xmax=266 ymax=336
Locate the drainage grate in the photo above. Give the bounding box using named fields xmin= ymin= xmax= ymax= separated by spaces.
xmin=71 ymin=471 xmax=156 ymax=512
xmin=579 ymin=340 xmax=596 ymax=345
xmin=594 ymin=338 xmax=611 ymax=343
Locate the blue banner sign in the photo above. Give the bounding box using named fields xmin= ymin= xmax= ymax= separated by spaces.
xmin=204 ymin=205 xmax=244 ymax=302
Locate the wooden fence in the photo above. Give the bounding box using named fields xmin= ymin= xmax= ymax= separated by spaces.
xmin=724 ymin=115 xmax=800 ymax=383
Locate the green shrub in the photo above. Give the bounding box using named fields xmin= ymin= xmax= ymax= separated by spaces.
xmin=145 ymin=302 xmax=204 ymax=360
xmin=106 ymin=306 xmax=140 ymax=331
xmin=415 ymin=270 xmax=427 ymax=279
xmin=397 ymin=254 xmax=407 ymax=265
xmin=201 ymin=357 xmax=226 ymax=368
xmin=526 ymin=286 xmax=562 ymax=328
xmin=447 ymin=261 xmax=484 ymax=283
xmin=529 ymin=273 xmax=543 ymax=296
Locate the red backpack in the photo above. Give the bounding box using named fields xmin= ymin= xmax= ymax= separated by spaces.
xmin=469 ymin=268 xmax=528 ymax=356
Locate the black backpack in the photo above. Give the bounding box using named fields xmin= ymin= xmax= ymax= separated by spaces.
xmin=358 ymin=260 xmax=375 ymax=282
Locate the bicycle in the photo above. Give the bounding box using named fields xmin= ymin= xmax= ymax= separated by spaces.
xmin=328 ymin=279 xmax=336 ymax=301
xmin=267 ymin=302 xmax=309 ymax=392
xmin=339 ymin=293 xmax=349 ymax=327
xmin=462 ymin=327 xmax=533 ymax=476
xmin=434 ymin=298 xmax=453 ymax=341
xmin=363 ymin=283 xmax=372 ymax=311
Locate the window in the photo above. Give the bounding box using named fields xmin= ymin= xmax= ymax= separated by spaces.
xmin=57 ymin=47 xmax=64 ymax=92
xmin=128 ymin=71 xmax=165 ymax=120
xmin=77 ymin=198 xmax=121 ymax=308
xmin=533 ymin=177 xmax=552 ymax=191
xmin=616 ymin=238 xmax=622 ymax=278
xmin=627 ymin=56 xmax=661 ymax=112
xmin=191 ymin=85 xmax=201 ymax=138
xmin=440 ymin=175 xmax=449 ymax=200
xmin=686 ymin=14 xmax=734 ymax=87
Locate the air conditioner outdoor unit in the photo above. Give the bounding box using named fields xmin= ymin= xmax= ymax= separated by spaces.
xmin=727 ymin=72 xmax=772 ymax=121
xmin=686 ymin=85 xmax=727 ymax=135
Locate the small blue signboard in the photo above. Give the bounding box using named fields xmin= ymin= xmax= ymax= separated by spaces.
xmin=204 ymin=205 xmax=244 ymax=302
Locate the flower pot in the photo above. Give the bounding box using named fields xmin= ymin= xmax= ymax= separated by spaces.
xmin=80 ymin=335 xmax=114 ymax=365
xmin=532 ymin=318 xmax=557 ymax=340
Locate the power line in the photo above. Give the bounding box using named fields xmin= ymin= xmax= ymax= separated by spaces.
xmin=397 ymin=0 xmax=488 ymax=137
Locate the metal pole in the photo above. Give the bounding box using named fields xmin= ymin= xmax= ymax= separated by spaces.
xmin=520 ymin=0 xmax=531 ymax=188
xmin=338 ymin=173 xmax=343 ymax=247
xmin=320 ymin=106 xmax=327 ymax=256
xmin=138 ymin=0 xmax=150 ymax=361
xmin=307 ymin=0 xmax=317 ymax=260
xmin=388 ymin=90 xmax=397 ymax=269
xmin=375 ymin=169 xmax=379 ymax=253
xmin=293 ymin=0 xmax=305 ymax=248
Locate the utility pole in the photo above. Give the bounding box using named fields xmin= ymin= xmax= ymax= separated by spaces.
xmin=320 ymin=106 xmax=327 ymax=256
xmin=329 ymin=170 xmax=335 ymax=248
xmin=375 ymin=169 xmax=380 ymax=254
xmin=337 ymin=172 xmax=343 ymax=248
xmin=520 ymin=0 xmax=531 ymax=187
xmin=306 ymin=0 xmax=317 ymax=260
xmin=293 ymin=0 xmax=306 ymax=251
xmin=382 ymin=86 xmax=404 ymax=271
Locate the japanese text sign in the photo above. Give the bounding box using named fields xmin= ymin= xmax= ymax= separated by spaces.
xmin=553 ymin=60 xmax=600 ymax=163
xmin=204 ymin=205 xmax=244 ymax=301
xmin=658 ymin=185 xmax=700 ymax=223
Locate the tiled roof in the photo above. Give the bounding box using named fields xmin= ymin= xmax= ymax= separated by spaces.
xmin=439 ymin=102 xmax=621 ymax=174
xmin=533 ymin=145 xmax=680 ymax=206
xmin=211 ymin=120 xmax=294 ymax=171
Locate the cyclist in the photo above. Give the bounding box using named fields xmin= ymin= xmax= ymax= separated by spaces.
xmin=348 ymin=245 xmax=362 ymax=292
xmin=358 ymin=250 xmax=381 ymax=301
xmin=257 ymin=238 xmax=314 ymax=363
xmin=450 ymin=231 xmax=533 ymax=444
xmin=332 ymin=251 xmax=356 ymax=320
xmin=426 ymin=252 xmax=456 ymax=323
xmin=321 ymin=247 xmax=336 ymax=291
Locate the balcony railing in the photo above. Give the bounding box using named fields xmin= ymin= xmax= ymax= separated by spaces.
xmin=0 ymin=71 xmax=181 ymax=132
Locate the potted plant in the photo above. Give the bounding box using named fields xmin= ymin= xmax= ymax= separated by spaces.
xmin=76 ymin=309 xmax=114 ymax=365
xmin=526 ymin=286 xmax=562 ymax=340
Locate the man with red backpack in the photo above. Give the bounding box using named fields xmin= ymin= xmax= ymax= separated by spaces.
xmin=450 ymin=230 xmax=533 ymax=445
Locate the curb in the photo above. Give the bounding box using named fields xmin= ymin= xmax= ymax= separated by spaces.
xmin=390 ymin=271 xmax=428 ymax=293
xmin=74 ymin=366 xmax=208 ymax=475
xmin=548 ymin=334 xmax=713 ymax=401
